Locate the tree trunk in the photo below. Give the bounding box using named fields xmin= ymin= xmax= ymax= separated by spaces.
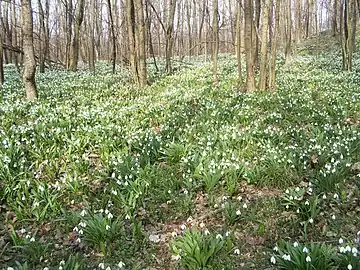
xmin=285 ymin=0 xmax=292 ymax=64
xmin=65 ymin=0 xmax=73 ymax=69
xmin=21 ymin=0 xmax=37 ymax=100
xmin=126 ymin=0 xmax=139 ymax=84
xmin=107 ymin=0 xmax=117 ymax=74
xmin=165 ymin=0 xmax=177 ymax=74
xmin=134 ymin=0 xmax=147 ymax=86
xmin=268 ymin=0 xmax=281 ymax=91
xmin=69 ymin=0 xmax=85 ymax=71
xmin=235 ymin=0 xmax=242 ymax=85
xmin=259 ymin=0 xmax=270 ymax=91
xmin=244 ymin=0 xmax=256 ymax=92
xmin=212 ymin=0 xmax=219 ymax=85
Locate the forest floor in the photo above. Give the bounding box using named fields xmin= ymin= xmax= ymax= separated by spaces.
xmin=0 ymin=36 xmax=360 ymax=270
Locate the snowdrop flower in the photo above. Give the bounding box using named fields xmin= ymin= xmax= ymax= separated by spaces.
xmin=281 ymin=254 xmax=291 ymax=261
xmin=309 ymin=218 xmax=314 ymax=224
xmin=295 ymin=187 xmax=300 ymax=192
xmin=302 ymin=247 xmax=309 ymax=253
xmin=225 ymin=231 xmax=230 ymax=237
xmin=331 ymin=214 xmax=336 ymax=220
xmin=59 ymin=260 xmax=65 ymax=265
xmin=118 ymin=261 xmax=125 ymax=268
xmin=352 ymin=247 xmax=358 ymax=255
xmin=340 ymin=247 xmax=346 ymax=253
xmin=293 ymin=242 xmax=299 ymax=247
xmin=348 ymin=264 xmax=353 ymax=270
xmin=107 ymin=212 xmax=113 ymax=219
xmin=199 ymin=222 xmax=205 ymax=228
xmin=216 ymin=234 xmax=223 ymax=240
xmin=204 ymin=229 xmax=210 ymax=235
xmin=171 ymin=231 xmax=177 ymax=237
xmin=273 ymin=246 xmax=279 ymax=252
xmin=171 ymin=254 xmax=181 ymax=261
xmin=7 ymin=267 xmax=15 ymax=270
xmin=237 ymin=195 xmax=242 ymax=201
xmin=234 ymin=248 xmax=240 ymax=255
xmin=339 ymin=238 xmax=344 ymax=244
xmin=125 ymin=214 xmax=130 ymax=220
xmin=333 ymin=193 xmax=339 ymax=200
xmin=236 ymin=210 xmax=241 ymax=216
xmin=80 ymin=210 xmax=87 ymax=217
xmin=270 ymin=256 xmax=276 ymax=264
xmin=98 ymin=263 xmax=105 ymax=269
xmin=78 ymin=229 xmax=83 ymax=235
xmin=106 ymin=225 xmax=111 ymax=231
xmin=305 ymin=256 xmax=311 ymax=262
xmin=346 ymin=245 xmax=351 ymax=252
xmin=180 ymin=224 xmax=186 ymax=230
xmin=285 ymin=189 xmax=290 ymax=194
xmin=305 ymin=200 xmax=310 ymax=206
xmin=242 ymin=203 xmax=248 ymax=209
xmin=322 ymin=194 xmax=327 ymax=199
xmin=30 ymin=237 xmax=35 ymax=242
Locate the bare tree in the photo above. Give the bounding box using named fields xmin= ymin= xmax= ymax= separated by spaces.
xmin=212 ymin=0 xmax=219 ymax=85
xmin=69 ymin=0 xmax=85 ymax=71
xmin=244 ymin=0 xmax=256 ymax=91
xmin=21 ymin=0 xmax=37 ymax=100
xmin=259 ymin=0 xmax=270 ymax=90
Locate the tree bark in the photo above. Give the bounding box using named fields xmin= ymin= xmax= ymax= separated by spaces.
xmin=107 ymin=0 xmax=117 ymax=74
xmin=259 ymin=0 xmax=270 ymax=91
xmin=268 ymin=0 xmax=281 ymax=91
xmin=21 ymin=0 xmax=37 ymax=100
xmin=212 ymin=0 xmax=219 ymax=85
xmin=69 ymin=0 xmax=85 ymax=71
xmin=244 ymin=0 xmax=256 ymax=91
xmin=235 ymin=0 xmax=242 ymax=85
xmin=134 ymin=0 xmax=147 ymax=86
xmin=165 ymin=0 xmax=177 ymax=74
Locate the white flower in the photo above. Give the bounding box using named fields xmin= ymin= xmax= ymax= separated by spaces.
xmin=309 ymin=218 xmax=314 ymax=224
xmin=347 ymin=264 xmax=353 ymax=270
xmin=237 ymin=195 xmax=242 ymax=201
xmin=293 ymin=242 xmax=299 ymax=247
xmin=80 ymin=210 xmax=87 ymax=217
xmin=107 ymin=212 xmax=113 ymax=219
xmin=199 ymin=222 xmax=205 ymax=228
xmin=333 ymin=193 xmax=339 ymax=199
xmin=352 ymin=247 xmax=358 ymax=255
xmin=302 ymin=247 xmax=309 ymax=253
xmin=340 ymin=247 xmax=346 ymax=253
xmin=78 ymin=229 xmax=83 ymax=235
xmin=331 ymin=214 xmax=336 ymax=220
xmin=305 ymin=256 xmax=311 ymax=262
xmin=216 ymin=234 xmax=223 ymax=240
xmin=118 ymin=261 xmax=125 ymax=268
xmin=346 ymin=245 xmax=351 ymax=252
xmin=30 ymin=237 xmax=35 ymax=242
xmin=305 ymin=200 xmax=310 ymax=206
xmin=59 ymin=260 xmax=65 ymax=266
xmin=204 ymin=229 xmax=210 ymax=235
xmin=281 ymin=254 xmax=291 ymax=261
xmin=295 ymin=187 xmax=300 ymax=192
xmin=273 ymin=246 xmax=279 ymax=252
xmin=171 ymin=254 xmax=181 ymax=261
xmin=242 ymin=203 xmax=248 ymax=209
xmin=106 ymin=225 xmax=111 ymax=231
xmin=285 ymin=189 xmax=290 ymax=194
xmin=236 ymin=210 xmax=241 ymax=216
xmin=98 ymin=263 xmax=105 ymax=269
xmin=7 ymin=267 xmax=15 ymax=270
xmin=322 ymin=194 xmax=327 ymax=199
xmin=106 ymin=267 xmax=111 ymax=270
xmin=233 ymin=248 xmax=240 ymax=255
xmin=339 ymin=238 xmax=344 ymax=244
xmin=180 ymin=224 xmax=186 ymax=230
xmin=225 ymin=231 xmax=230 ymax=237
xmin=125 ymin=214 xmax=130 ymax=220
xmin=222 ymin=196 xmax=228 ymax=201
xmin=270 ymin=256 xmax=276 ymax=264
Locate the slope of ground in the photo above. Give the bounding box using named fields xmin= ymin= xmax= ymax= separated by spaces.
xmin=0 ymin=50 xmax=359 ymax=269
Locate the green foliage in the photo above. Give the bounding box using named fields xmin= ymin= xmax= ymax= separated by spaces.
xmin=171 ymin=230 xmax=233 ymax=269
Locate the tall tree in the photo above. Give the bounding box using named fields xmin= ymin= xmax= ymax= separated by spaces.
xmin=107 ymin=0 xmax=117 ymax=74
xmin=21 ymin=0 xmax=37 ymax=100
xmin=268 ymin=0 xmax=281 ymax=91
xmin=244 ymin=0 xmax=256 ymax=91
xmin=38 ymin=0 xmax=50 ymax=73
xmin=0 ymin=3 xmax=4 ymax=86
xmin=165 ymin=0 xmax=177 ymax=74
xmin=134 ymin=0 xmax=147 ymax=86
xmin=69 ymin=0 xmax=85 ymax=71
xmin=212 ymin=0 xmax=219 ymax=85
xmin=235 ymin=0 xmax=242 ymax=85
xmin=285 ymin=0 xmax=292 ymax=64
xmin=259 ymin=0 xmax=270 ymax=90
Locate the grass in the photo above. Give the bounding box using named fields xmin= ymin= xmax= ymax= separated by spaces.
xmin=0 ymin=45 xmax=360 ymax=269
